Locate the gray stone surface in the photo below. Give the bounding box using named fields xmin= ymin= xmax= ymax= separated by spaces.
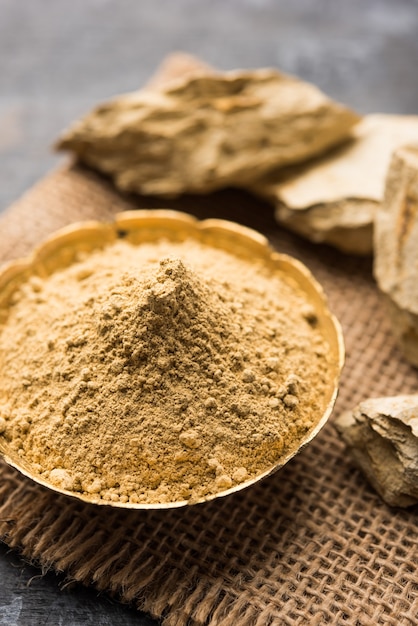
xmin=0 ymin=543 xmax=155 ymax=625
xmin=1 ymin=0 xmax=418 ymax=624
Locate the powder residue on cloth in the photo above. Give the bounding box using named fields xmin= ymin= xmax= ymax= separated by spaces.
xmin=0 ymin=238 xmax=331 ymax=504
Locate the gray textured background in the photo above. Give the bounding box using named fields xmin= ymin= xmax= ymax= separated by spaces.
xmin=2 ymin=0 xmax=418 ymax=214
xmin=1 ymin=0 xmax=418 ymax=624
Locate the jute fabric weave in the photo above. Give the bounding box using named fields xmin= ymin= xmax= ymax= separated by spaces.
xmin=0 ymin=164 xmax=417 ymax=626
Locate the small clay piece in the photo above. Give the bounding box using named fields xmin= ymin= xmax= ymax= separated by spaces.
xmin=144 ymin=51 xmax=215 ymax=90
xmin=56 ymin=67 xmax=358 ymax=197
xmin=253 ymin=115 xmax=418 ymax=255
xmin=336 ymin=395 xmax=418 ymax=507
xmin=374 ymin=144 xmax=418 ymax=366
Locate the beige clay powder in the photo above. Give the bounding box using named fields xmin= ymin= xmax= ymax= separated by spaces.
xmin=0 ymin=237 xmax=331 ymax=504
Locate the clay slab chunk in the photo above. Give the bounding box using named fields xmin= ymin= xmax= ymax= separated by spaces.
xmin=336 ymin=395 xmax=418 ymax=507
xmin=374 ymin=144 xmax=418 ymax=366
xmin=56 ymin=67 xmax=358 ymax=197
xmin=253 ymin=115 xmax=418 ymax=255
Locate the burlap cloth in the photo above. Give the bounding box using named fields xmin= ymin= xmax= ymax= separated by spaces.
xmin=0 ymin=163 xmax=417 ymax=625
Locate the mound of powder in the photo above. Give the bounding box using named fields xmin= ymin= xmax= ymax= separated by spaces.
xmin=0 ymin=238 xmax=331 ymax=504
